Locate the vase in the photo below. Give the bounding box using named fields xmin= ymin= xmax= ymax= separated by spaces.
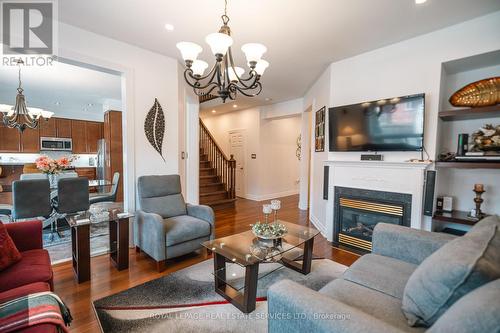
xmin=48 ymin=174 xmax=58 ymax=188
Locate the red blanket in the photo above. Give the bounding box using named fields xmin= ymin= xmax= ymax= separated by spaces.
xmin=0 ymin=291 xmax=72 ymax=333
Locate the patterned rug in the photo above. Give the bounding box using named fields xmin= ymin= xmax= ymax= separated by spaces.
xmin=93 ymin=258 xmax=347 ymax=333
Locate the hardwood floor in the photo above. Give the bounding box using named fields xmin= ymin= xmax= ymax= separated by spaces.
xmin=52 ymin=195 xmax=359 ymax=332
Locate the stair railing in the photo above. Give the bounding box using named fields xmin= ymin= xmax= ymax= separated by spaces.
xmin=199 ymin=119 xmax=236 ymax=199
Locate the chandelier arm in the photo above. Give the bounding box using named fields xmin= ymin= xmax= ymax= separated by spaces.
xmin=227 ymin=48 xmax=259 ymax=87
xmin=232 ymin=81 xmax=263 ymax=97
xmin=183 ymin=65 xmax=220 ymax=91
xmin=197 ymin=83 xmax=220 ymax=97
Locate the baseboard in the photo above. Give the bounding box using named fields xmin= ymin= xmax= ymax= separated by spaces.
xmin=245 ymin=189 xmax=299 ymax=202
xmin=309 ymin=214 xmax=328 ymax=238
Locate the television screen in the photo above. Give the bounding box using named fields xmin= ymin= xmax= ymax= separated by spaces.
xmin=328 ymin=94 xmax=425 ymax=152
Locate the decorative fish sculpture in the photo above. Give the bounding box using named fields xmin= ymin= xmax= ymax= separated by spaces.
xmin=449 ymin=77 xmax=500 ymax=107
xmin=144 ymin=98 xmax=166 ymax=161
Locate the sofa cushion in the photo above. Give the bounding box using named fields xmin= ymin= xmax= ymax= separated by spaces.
xmin=164 ymin=215 xmax=211 ymax=247
xmin=343 ymin=253 xmax=417 ymax=299
xmin=402 ymin=220 xmax=500 ymax=327
xmin=427 ymin=279 xmax=500 ymax=333
xmin=0 ymin=282 xmax=50 ymax=304
xmin=0 ymin=221 xmax=22 ymax=271
xmin=320 ymin=278 xmax=425 ymax=333
xmin=0 ymin=249 xmax=53 ymax=292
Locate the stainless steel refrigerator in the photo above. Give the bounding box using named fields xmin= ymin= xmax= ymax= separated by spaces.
xmin=96 ymin=139 xmax=107 ymax=193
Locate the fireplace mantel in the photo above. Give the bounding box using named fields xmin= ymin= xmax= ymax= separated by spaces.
xmin=321 ymin=160 xmax=433 ymax=242
xmin=324 ymin=160 xmax=432 ymax=170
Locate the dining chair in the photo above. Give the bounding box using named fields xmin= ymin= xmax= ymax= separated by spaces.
xmin=89 ymin=172 xmax=120 ymax=204
xmin=52 ymin=177 xmax=90 ymax=237
xmin=11 ymin=179 xmax=52 ymax=221
xmin=20 ymin=173 xmax=48 ymax=180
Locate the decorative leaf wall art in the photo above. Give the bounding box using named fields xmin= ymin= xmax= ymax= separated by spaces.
xmin=144 ymin=98 xmax=166 ymax=161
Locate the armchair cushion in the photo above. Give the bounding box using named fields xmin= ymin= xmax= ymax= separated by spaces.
xmin=164 ymin=215 xmax=211 ymax=247
xmin=138 ymin=175 xmax=187 ymax=218
xmin=402 ymin=219 xmax=500 ymax=327
xmin=428 ymin=279 xmax=500 ymax=333
xmin=0 ymin=249 xmax=52 ymax=292
xmin=343 ymin=253 xmax=417 ymax=299
xmin=0 ymin=222 xmax=22 ymax=271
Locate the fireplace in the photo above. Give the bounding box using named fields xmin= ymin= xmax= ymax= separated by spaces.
xmin=334 ymin=187 xmax=412 ymax=252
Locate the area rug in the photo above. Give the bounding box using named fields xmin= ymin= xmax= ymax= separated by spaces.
xmin=93 ymin=258 xmax=347 ymax=333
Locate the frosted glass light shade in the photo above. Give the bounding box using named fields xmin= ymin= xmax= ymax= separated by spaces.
xmin=254 ymin=60 xmax=269 ymax=75
xmin=241 ymin=43 xmax=267 ymax=63
xmin=191 ymin=60 xmax=209 ymax=76
xmin=205 ymin=33 xmax=233 ymax=56
xmin=176 ymin=42 xmax=203 ymax=61
xmin=228 ymin=66 xmax=244 ymax=82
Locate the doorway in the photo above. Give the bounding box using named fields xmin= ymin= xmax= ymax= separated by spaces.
xmin=229 ymin=129 xmax=246 ymax=198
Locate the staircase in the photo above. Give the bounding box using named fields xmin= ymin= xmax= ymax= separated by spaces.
xmin=199 ymin=119 xmax=237 ymax=210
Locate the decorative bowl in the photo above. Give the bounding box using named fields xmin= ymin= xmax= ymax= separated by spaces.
xmin=251 ymin=221 xmax=288 ymax=240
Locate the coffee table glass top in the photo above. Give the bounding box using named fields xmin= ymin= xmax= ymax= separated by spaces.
xmin=202 ymin=220 xmax=319 ymax=266
xmin=66 ymin=202 xmax=134 ymax=227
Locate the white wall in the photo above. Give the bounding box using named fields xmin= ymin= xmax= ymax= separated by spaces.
xmin=57 ymin=22 xmax=182 ymax=211
xmin=201 ymin=101 xmax=302 ymax=201
xmin=305 ymin=12 xmax=500 ymax=237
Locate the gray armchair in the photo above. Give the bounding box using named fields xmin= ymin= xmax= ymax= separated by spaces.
xmin=134 ymin=175 xmax=214 ymax=272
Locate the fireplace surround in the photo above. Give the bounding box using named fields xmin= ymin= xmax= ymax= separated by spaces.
xmin=334 ymin=186 xmax=412 ymax=252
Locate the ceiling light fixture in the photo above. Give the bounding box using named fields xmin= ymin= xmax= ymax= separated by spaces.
xmin=415 ymin=0 xmax=427 ymax=4
xmin=177 ymin=0 xmax=269 ymax=103
xmin=233 ymin=104 xmax=237 ymax=108
xmin=1 ymin=59 xmax=53 ymax=132
xmin=164 ymin=23 xmax=175 ymax=31
xmin=212 ymin=109 xmax=217 ymax=113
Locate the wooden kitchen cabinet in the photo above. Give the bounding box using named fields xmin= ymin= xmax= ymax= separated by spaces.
xmin=71 ymin=120 xmax=87 ymax=154
xmin=104 ymin=111 xmax=123 ymax=202
xmin=56 ymin=118 xmax=72 ymax=138
xmin=20 ymin=127 xmax=40 ymax=152
xmin=85 ymin=121 xmax=103 ymax=153
xmin=39 ymin=118 xmax=57 ymax=137
xmin=0 ymin=119 xmax=20 ymax=152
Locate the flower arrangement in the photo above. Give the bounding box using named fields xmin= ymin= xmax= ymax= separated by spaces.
xmin=35 ymin=155 xmax=75 ymax=174
xmin=252 ymin=221 xmax=288 ymax=239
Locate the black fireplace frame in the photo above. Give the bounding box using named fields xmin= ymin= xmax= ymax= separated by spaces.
xmin=333 ymin=186 xmax=412 ymax=252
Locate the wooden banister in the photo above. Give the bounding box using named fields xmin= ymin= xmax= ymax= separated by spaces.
xmin=199 ymin=119 xmax=236 ymax=199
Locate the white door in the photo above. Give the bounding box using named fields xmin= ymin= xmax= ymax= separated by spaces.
xmin=229 ymin=130 xmax=245 ymax=198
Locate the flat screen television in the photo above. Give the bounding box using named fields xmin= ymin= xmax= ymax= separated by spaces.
xmin=328 ymin=93 xmax=425 ymax=152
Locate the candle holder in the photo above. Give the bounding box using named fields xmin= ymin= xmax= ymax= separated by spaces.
xmin=262 ymin=204 xmax=272 ymax=224
xmin=270 ymin=200 xmax=281 ymax=223
xmin=468 ymin=187 xmax=486 ymax=220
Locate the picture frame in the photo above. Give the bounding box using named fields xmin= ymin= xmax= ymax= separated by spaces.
xmin=315 ymin=106 xmax=326 ymax=152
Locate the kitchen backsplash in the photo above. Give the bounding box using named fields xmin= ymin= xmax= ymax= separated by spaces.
xmin=0 ymin=153 xmax=98 ymax=167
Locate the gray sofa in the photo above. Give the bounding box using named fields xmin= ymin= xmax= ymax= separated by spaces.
xmin=134 ymin=175 xmax=215 ymax=271
xmin=268 ymin=218 xmax=500 ymax=333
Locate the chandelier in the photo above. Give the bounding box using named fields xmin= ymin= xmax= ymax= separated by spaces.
xmin=1 ymin=59 xmax=53 ymax=132
xmin=177 ymin=0 xmax=269 ymax=102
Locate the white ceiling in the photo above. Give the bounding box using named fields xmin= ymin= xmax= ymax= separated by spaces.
xmin=43 ymin=1 xmax=500 ymax=113
xmin=0 ymin=61 xmax=122 ymax=121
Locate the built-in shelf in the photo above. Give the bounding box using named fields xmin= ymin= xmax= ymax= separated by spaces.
xmin=435 ymin=161 xmax=500 ymax=169
xmin=433 ymin=210 xmax=480 ymax=226
xmin=439 ymin=105 xmax=500 ymax=121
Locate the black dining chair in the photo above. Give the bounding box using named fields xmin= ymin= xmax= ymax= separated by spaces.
xmin=89 ymin=172 xmax=120 ymax=204
xmin=52 ymin=177 xmax=90 ymax=237
xmin=11 ymin=179 xmax=52 ymax=221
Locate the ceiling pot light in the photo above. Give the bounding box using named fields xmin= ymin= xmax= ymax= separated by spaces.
xmin=233 ymin=104 xmax=238 ymax=108
xmin=212 ymin=110 xmax=217 ymax=113
xmin=415 ymin=0 xmax=427 ymax=4
xmin=164 ymin=23 xmax=175 ymax=31
xmin=177 ymin=0 xmax=268 ymax=102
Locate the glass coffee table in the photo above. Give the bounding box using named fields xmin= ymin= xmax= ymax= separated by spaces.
xmin=202 ymin=220 xmax=319 ymax=313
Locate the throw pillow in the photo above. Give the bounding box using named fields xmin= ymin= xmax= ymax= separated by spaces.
xmin=0 ymin=222 xmax=22 ymax=271
xmin=402 ymin=220 xmax=500 ymax=327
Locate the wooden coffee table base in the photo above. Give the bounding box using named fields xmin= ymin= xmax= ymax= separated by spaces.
xmin=212 ymin=237 xmax=314 ymax=313
xmin=213 ymin=253 xmax=259 ymax=313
